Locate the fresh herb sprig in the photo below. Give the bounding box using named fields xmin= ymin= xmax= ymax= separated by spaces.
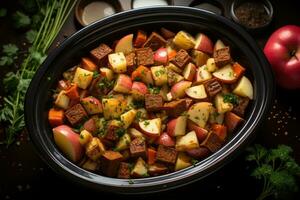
xmin=246 ymin=144 xmax=300 ymax=200
xmin=0 ymin=0 xmax=77 ymax=146
xmin=223 ymin=93 xmax=239 ymax=105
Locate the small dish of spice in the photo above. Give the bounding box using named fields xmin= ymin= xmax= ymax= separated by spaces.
xmin=230 ymin=0 xmax=273 ymax=32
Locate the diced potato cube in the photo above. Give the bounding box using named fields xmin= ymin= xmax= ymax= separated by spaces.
xmin=214 ymin=94 xmax=233 ymax=114
xmin=102 ymin=97 xmax=127 ymax=119
xmin=55 ymin=91 xmax=70 ymax=110
xmin=121 ymin=109 xmax=137 ymax=129
xmin=151 ymin=66 xmax=168 ymax=86
xmin=108 ymin=52 xmax=127 ymax=73
xmin=73 ymin=67 xmax=93 ymax=89
xmin=175 ymin=152 xmax=192 ymax=171
xmin=173 ymin=31 xmax=195 ymax=50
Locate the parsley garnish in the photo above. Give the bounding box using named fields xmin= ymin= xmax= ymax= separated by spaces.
xmin=0 ymin=44 xmax=19 ymax=66
xmin=223 ymin=93 xmax=239 ymax=105
xmin=148 ymin=84 xmax=160 ymax=94
xmin=143 ymin=120 xmax=150 ymax=126
xmin=13 ymin=11 xmax=31 ymax=28
xmin=98 ymin=77 xmax=114 ymax=90
xmin=116 ymin=128 xmax=126 ymax=137
xmin=246 ymin=144 xmax=300 ymax=200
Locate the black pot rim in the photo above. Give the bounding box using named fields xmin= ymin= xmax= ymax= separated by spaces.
xmin=25 ymin=6 xmax=274 ymax=194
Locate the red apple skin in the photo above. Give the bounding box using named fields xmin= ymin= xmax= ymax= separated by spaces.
xmin=167 ymin=118 xmax=177 ymax=137
xmin=194 ymin=33 xmax=214 ymax=55
xmin=132 ymin=81 xmax=148 ymax=94
xmin=52 ymin=125 xmax=84 ymax=162
xmin=156 ymin=132 xmax=175 ymax=147
xmin=154 ymin=48 xmax=168 ymax=65
xmin=264 ymin=25 xmax=300 ymax=89
xmin=187 ymin=120 xmax=208 ymax=143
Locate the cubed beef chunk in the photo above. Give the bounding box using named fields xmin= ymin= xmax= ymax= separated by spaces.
xmin=143 ymin=32 xmax=167 ymax=51
xmin=117 ymin=162 xmax=131 ymax=179
xmin=204 ymin=78 xmax=222 ymax=97
xmin=213 ymin=47 xmax=232 ymax=67
xmin=145 ymin=94 xmax=163 ymax=112
xmin=163 ymin=99 xmax=186 ymax=117
xmin=136 ymin=47 xmax=154 ymax=66
xmin=160 ymin=27 xmax=176 ymax=39
xmin=104 ymin=123 xmax=119 ymax=142
xmin=65 ymin=104 xmax=87 ymax=125
xmin=186 ymin=147 xmax=211 ymax=160
xmin=100 ymin=151 xmax=123 ymax=177
xmin=90 ymin=43 xmax=112 ymax=66
xmin=148 ymin=163 xmax=168 ymax=176
xmin=156 ymin=145 xmax=178 ymax=164
xmin=125 ymin=52 xmax=137 ymax=74
xmin=130 ymin=138 xmax=147 ymax=158
xmin=83 ymin=118 xmax=97 ymax=134
xmin=201 ymin=132 xmax=223 ymax=152
xmin=232 ymin=97 xmax=250 ymax=117
xmin=170 ymin=49 xmax=191 ymax=68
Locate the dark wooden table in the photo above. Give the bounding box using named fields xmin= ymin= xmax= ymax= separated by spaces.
xmin=0 ymin=0 xmax=299 ymax=199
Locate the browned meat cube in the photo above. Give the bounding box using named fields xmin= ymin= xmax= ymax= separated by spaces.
xmin=203 ymin=78 xmax=222 ymax=97
xmin=213 ymin=47 xmax=232 ymax=67
xmin=156 ymin=145 xmax=178 ymax=164
xmin=170 ymin=49 xmax=191 ymax=68
xmin=186 ymin=147 xmax=211 ymax=160
xmin=104 ymin=123 xmax=119 ymax=142
xmin=143 ymin=32 xmax=167 ymax=51
xmin=65 ymin=104 xmax=87 ymax=125
xmin=160 ymin=27 xmax=176 ymax=39
xmin=224 ymin=111 xmax=245 ymax=133
xmin=163 ymin=99 xmax=186 ymax=117
xmin=130 ymin=138 xmax=147 ymax=158
xmin=125 ymin=52 xmax=137 ymax=74
xmin=136 ymin=47 xmax=154 ymax=66
xmin=148 ymin=163 xmax=168 ymax=176
xmin=83 ymin=118 xmax=97 ymax=134
xmin=145 ymin=94 xmax=163 ymax=112
xmin=232 ymin=97 xmax=250 ymax=117
xmin=100 ymin=150 xmax=123 ymax=177
xmin=117 ymin=162 xmax=131 ymax=179
xmin=201 ymin=132 xmax=223 ymax=152
xmin=90 ymin=43 xmax=112 ymax=66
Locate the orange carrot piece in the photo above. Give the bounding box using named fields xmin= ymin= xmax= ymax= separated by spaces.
xmin=211 ymin=124 xmax=227 ymax=141
xmin=134 ymin=30 xmax=147 ymax=47
xmin=131 ymin=65 xmax=149 ymax=81
xmin=147 ymin=148 xmax=157 ymax=165
xmin=232 ymin=62 xmax=246 ymax=79
xmin=65 ymin=84 xmax=79 ymax=100
xmin=168 ymin=49 xmax=177 ymax=60
xmin=48 ymin=108 xmax=64 ymax=127
xmin=81 ymin=57 xmax=97 ymax=72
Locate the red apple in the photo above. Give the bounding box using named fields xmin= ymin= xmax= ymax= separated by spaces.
xmin=167 ymin=116 xmax=187 ymax=137
xmin=156 ymin=132 xmax=175 ymax=147
xmin=154 ymin=48 xmax=168 ymax=65
xmin=171 ymin=81 xmax=192 ymax=99
xmin=131 ymin=81 xmax=148 ymax=100
xmin=81 ymin=96 xmax=103 ymax=115
xmin=113 ymin=74 xmax=132 ymax=94
xmin=183 ymin=63 xmax=197 ymax=81
xmin=139 ymin=118 xmax=162 ymax=138
xmin=187 ymin=120 xmax=208 ymax=143
xmin=115 ymin=34 xmax=134 ymax=55
xmin=264 ymin=25 xmax=300 ymax=89
xmin=53 ymin=125 xmax=84 ymax=162
xmin=194 ymin=33 xmax=214 ymax=55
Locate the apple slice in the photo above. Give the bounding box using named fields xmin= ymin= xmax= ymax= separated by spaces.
xmin=113 ymin=74 xmax=132 ymax=94
xmin=85 ymin=137 xmax=106 ymax=161
xmin=167 ymin=116 xmax=187 ymax=137
xmin=194 ymin=65 xmax=212 ymax=84
xmin=232 ymin=76 xmax=254 ymax=100
xmin=154 ymin=48 xmax=168 ymax=65
xmin=175 ymin=152 xmax=192 ymax=171
xmin=108 ymin=52 xmax=127 ymax=73
xmin=115 ymin=133 xmax=131 ymax=151
xmin=53 ymin=125 xmax=84 ymax=162
xmin=131 ymin=157 xmax=148 ymax=178
xmin=151 ymin=65 xmax=168 ymax=86
xmin=168 ymin=70 xmax=184 ymax=86
xmin=131 ymin=81 xmax=148 ymax=100
xmin=171 ymin=81 xmax=192 ymax=99
xmin=212 ymin=64 xmax=239 ymax=83
xmin=183 ymin=63 xmax=197 ymax=81
xmin=99 ymin=67 xmax=114 ymax=81
xmin=139 ymin=118 xmax=162 ymax=138
xmin=115 ymin=34 xmax=134 ymax=55
xmin=175 ymin=131 xmax=199 ymax=151
xmin=185 ymin=84 xmax=207 ymax=100
xmin=191 ymin=50 xmax=209 ymax=67
xmin=156 ymin=132 xmax=175 ymax=147
xmin=214 ymin=94 xmax=234 ymax=114
xmin=187 ymin=120 xmax=208 ymax=143
xmin=214 ymin=39 xmax=225 ymax=52
xmin=194 ymin=33 xmax=213 ymax=55
xmin=55 ymin=91 xmax=70 ymax=110
xmin=173 ymin=31 xmax=195 ymax=50
xmin=73 ymin=67 xmax=94 ymax=89
xmin=81 ymin=96 xmax=103 ymax=115
xmin=187 ymin=102 xmax=213 ymax=128
xmin=206 ymin=58 xmax=217 ymax=72
xmin=120 ymin=109 xmax=137 ymax=129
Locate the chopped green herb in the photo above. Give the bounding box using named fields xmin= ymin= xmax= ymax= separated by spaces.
xmin=143 ymin=120 xmax=150 ymax=126
xmin=148 ymin=84 xmax=160 ymax=94
xmin=98 ymin=77 xmax=114 ymax=90
xmin=223 ymin=93 xmax=239 ymax=105
xmin=191 ymin=159 xmax=198 ymax=166
xmin=116 ymin=128 xmax=126 ymax=137
xmin=13 ymin=11 xmax=31 ymax=28
xmin=128 ymin=179 xmax=134 ymax=184
xmin=93 ymin=71 xmax=99 ymax=79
